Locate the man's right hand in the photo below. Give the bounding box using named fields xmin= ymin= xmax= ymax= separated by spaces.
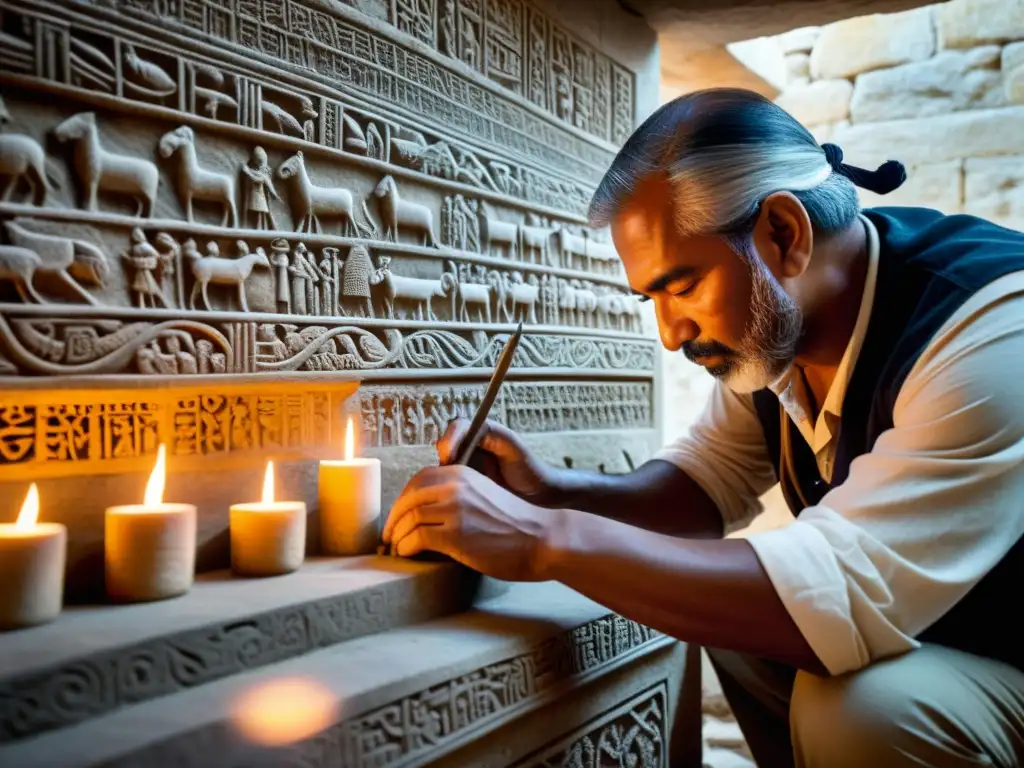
xmin=437 ymin=418 xmax=565 ymax=506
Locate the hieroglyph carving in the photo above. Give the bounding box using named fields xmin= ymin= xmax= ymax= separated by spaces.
xmin=96 ymin=0 xmax=618 ymax=175
xmin=360 ymin=381 xmax=654 ymax=447
xmin=326 ymin=617 xmax=663 ymax=768
xmin=512 ymin=682 xmax=668 ymax=768
xmin=0 ymin=381 xmax=355 ymax=481
xmin=0 ymin=565 xmax=471 ymax=742
xmin=396 ymin=0 xmax=634 ymax=143
xmin=0 ymin=2 xmax=598 ymax=216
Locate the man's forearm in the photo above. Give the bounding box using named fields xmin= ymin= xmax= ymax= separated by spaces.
xmin=546 ymin=459 xmax=725 ymax=539
xmin=541 ymin=507 xmax=826 ymax=674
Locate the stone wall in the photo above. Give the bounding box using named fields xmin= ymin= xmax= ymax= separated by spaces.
xmin=776 ymin=0 xmax=1024 ymax=229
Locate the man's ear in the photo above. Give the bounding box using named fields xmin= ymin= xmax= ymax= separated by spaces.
xmin=752 ymin=191 xmax=813 ymax=279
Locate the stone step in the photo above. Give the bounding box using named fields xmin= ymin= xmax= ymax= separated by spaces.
xmin=0 ymin=556 xmax=504 ymax=744
xmin=0 ymin=583 xmax=671 ymax=768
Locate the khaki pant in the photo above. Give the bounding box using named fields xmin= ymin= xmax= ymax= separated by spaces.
xmin=707 ymin=645 xmax=1024 ymax=768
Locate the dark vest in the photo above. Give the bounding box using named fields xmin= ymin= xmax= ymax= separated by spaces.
xmin=753 ymin=207 xmax=1024 ymax=671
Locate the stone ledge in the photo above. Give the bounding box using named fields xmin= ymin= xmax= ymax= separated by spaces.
xmin=0 ymin=557 xmax=501 ymax=743
xmin=0 ymin=583 xmax=673 ymax=768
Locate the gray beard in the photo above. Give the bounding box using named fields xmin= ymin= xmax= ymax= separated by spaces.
xmin=722 ymin=251 xmax=803 ymax=394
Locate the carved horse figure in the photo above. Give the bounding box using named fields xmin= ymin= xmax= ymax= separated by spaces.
xmin=183 ymin=239 xmax=269 ymax=312
xmin=1 ymin=220 xmax=109 ymax=304
xmin=277 ymin=151 xmax=356 ymax=235
xmin=0 ymin=95 xmax=54 ymax=206
xmin=373 ymin=175 xmax=438 ymax=248
xmin=52 ymin=112 xmax=160 ymax=217
xmin=158 ymin=126 xmax=237 ymax=227
xmin=499 ymin=271 xmax=540 ymax=324
xmin=369 ymin=255 xmax=455 ymax=320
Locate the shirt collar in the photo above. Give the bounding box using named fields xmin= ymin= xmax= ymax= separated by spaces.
xmin=770 ymin=213 xmax=881 ymax=456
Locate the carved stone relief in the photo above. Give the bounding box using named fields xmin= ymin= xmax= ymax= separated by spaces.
xmin=512 ymin=682 xmax=668 ymax=768
xmin=0 ymin=380 xmax=356 ymax=481
xmin=359 ymin=381 xmax=654 ymax=447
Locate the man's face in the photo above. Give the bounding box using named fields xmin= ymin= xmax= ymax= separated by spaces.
xmin=612 ymin=176 xmax=802 ymax=393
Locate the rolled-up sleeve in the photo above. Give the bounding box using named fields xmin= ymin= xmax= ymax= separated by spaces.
xmin=654 ymin=380 xmax=778 ymax=534
xmin=747 ymin=277 xmax=1024 ymax=676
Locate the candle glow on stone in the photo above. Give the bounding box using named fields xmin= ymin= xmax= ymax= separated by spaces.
xmin=345 ymin=417 xmax=355 ymax=462
xmin=232 ymin=676 xmax=338 ymax=746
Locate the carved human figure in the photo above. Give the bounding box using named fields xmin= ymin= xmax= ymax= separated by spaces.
xmin=342 ymin=244 xmax=374 ymax=317
xmin=153 ymin=232 xmax=181 ymax=308
xmin=240 ymin=146 xmax=280 ymax=230
xmin=52 ymin=112 xmax=160 ymax=217
xmin=121 ymin=227 xmax=168 ymax=308
xmin=269 ymin=238 xmax=291 ymax=313
xmin=158 ymin=125 xmax=238 ymax=227
xmin=288 ymin=242 xmax=319 ymax=316
xmin=319 ymin=247 xmax=339 ymax=316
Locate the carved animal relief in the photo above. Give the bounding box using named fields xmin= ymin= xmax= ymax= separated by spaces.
xmin=0 ymin=0 xmax=654 ymax=487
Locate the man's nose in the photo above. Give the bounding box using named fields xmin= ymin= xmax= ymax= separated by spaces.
xmin=655 ymin=300 xmax=699 ymax=351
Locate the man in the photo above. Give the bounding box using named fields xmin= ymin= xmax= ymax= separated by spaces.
xmin=383 ymin=89 xmax=1024 ymax=767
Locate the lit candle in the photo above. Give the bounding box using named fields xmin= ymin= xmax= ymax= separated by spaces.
xmin=230 ymin=461 xmax=307 ymax=577
xmin=0 ymin=484 xmax=66 ymax=630
xmin=318 ymin=417 xmax=381 ymax=556
xmin=105 ymin=445 xmax=197 ymax=602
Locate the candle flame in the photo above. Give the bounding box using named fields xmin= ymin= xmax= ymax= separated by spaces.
xmin=144 ymin=444 xmax=166 ymax=506
xmin=15 ymin=483 xmax=39 ymax=529
xmin=262 ymin=460 xmax=275 ymax=504
xmin=344 ymin=417 xmax=355 ymax=462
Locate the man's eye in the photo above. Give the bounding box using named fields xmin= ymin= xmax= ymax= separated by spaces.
xmin=634 ymin=294 xmax=651 ymax=303
xmin=670 ymin=282 xmax=696 ymax=297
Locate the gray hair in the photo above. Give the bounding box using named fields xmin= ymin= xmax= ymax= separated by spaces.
xmin=588 ymin=89 xmax=860 ymax=244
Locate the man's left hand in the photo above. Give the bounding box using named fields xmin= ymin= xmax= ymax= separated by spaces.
xmin=383 ymin=465 xmax=555 ymax=581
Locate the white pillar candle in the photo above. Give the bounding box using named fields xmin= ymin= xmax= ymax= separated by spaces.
xmin=0 ymin=484 xmax=66 ymax=630
xmin=230 ymin=460 xmax=306 ymax=576
xmin=319 ymin=417 xmax=381 ymax=556
xmin=105 ymin=445 xmax=196 ymax=603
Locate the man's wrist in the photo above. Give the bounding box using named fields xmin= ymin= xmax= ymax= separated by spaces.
xmin=534 ymin=505 xmax=575 ymax=581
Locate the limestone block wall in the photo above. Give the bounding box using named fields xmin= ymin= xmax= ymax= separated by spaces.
xmin=776 ymin=0 xmax=1024 ymax=230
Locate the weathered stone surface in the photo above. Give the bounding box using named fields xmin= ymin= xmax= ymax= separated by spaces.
xmin=856 ymin=160 xmax=963 ymax=213
xmin=786 ymin=52 xmax=811 ymax=83
xmin=850 ymin=47 xmax=1003 ymax=123
xmin=777 ymin=26 xmax=822 ymax=55
xmin=0 ymin=583 xmax=678 ymax=767
xmin=810 ymin=7 xmax=936 ymax=80
xmin=1004 ymin=42 xmax=1024 ymax=104
xmin=936 ymin=0 xmax=1024 ymax=49
xmin=832 ymin=107 xmax=1024 ymax=167
xmin=776 ymin=78 xmax=854 ymax=126
xmin=726 ymin=36 xmax=790 ymax=91
xmin=963 ymin=156 xmax=1024 ymax=230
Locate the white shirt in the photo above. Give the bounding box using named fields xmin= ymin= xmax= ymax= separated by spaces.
xmin=655 ymin=215 xmax=1024 ymax=675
